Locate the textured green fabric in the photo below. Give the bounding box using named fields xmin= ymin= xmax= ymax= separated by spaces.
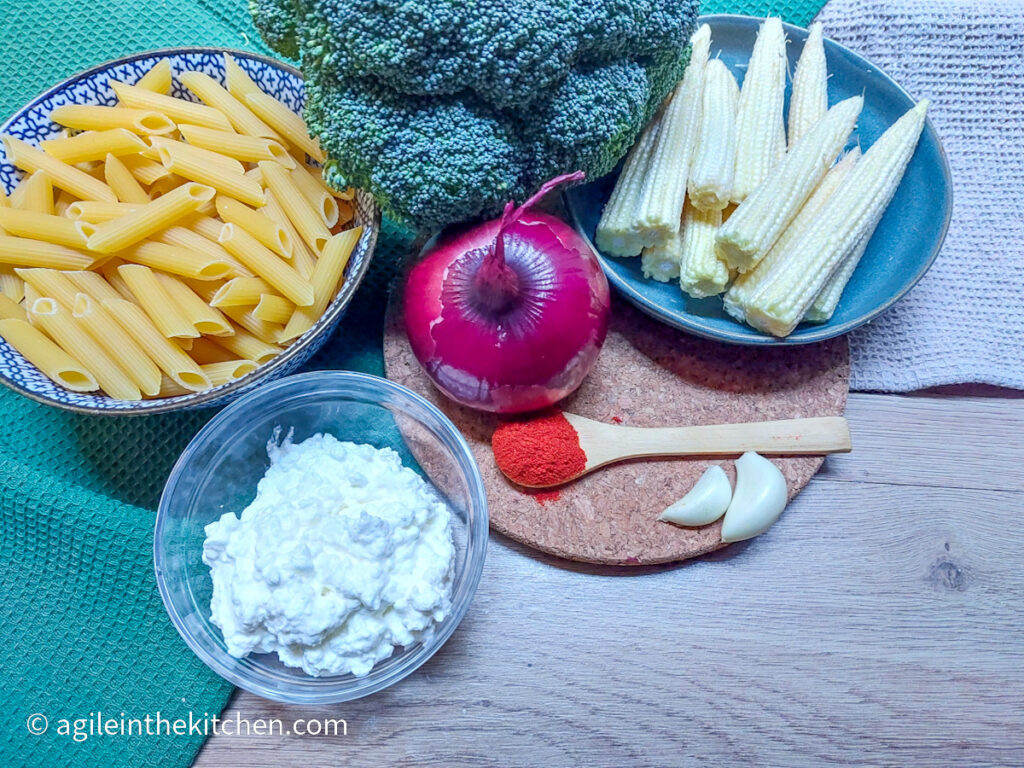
xmin=0 ymin=1 xmax=826 ymax=767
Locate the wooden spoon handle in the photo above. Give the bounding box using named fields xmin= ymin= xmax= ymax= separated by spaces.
xmin=586 ymin=416 xmax=851 ymax=465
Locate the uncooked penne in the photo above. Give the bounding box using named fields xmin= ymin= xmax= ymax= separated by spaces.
xmin=289 ymin=163 xmax=339 ymax=227
xmin=119 ymin=154 xmax=172 ymax=185
xmin=110 ymin=81 xmax=233 ymax=132
xmin=156 ymin=143 xmax=264 ymax=207
xmin=135 ymin=59 xmax=172 ymax=94
xmin=177 ymin=123 xmax=295 ymax=168
xmin=29 ymin=297 xmax=141 ymax=399
xmin=0 ymin=208 xmax=87 ymax=248
xmin=65 ymin=270 xmax=123 ymax=303
xmin=149 ymin=136 xmax=246 ymax=175
xmin=221 ymin=305 xmax=282 ymax=344
xmin=66 ymin=201 xmax=140 ymax=223
xmin=211 ymin=325 xmax=279 ymax=363
xmin=0 ymin=235 xmax=93 ymax=269
xmin=15 ymin=268 xmax=81 ymax=307
xmin=262 ymin=189 xmax=316 ymax=279
xmin=223 ymin=55 xmax=263 ymax=104
xmin=103 ymin=153 xmax=151 ymax=203
xmin=40 ymin=129 xmax=147 ymax=165
xmin=153 ymin=271 xmax=233 ymax=336
xmin=215 ymin=196 xmax=291 ymax=258
xmin=16 ymin=171 xmax=55 ymax=214
xmin=202 ymin=359 xmax=257 ymax=386
xmin=281 ymin=227 xmax=361 ymax=341
xmin=86 ymin=182 xmax=215 ymax=253
xmin=218 ymin=223 xmax=314 ymax=306
xmin=179 ymin=71 xmax=279 ymax=139
xmin=48 ymin=104 xmax=175 ymax=135
xmin=72 ymin=293 xmax=162 ymax=396
xmin=120 ymin=241 xmax=234 ymax=281
xmin=117 ymin=264 xmax=199 ymax=338
xmin=102 ymin=298 xmax=212 ymax=392
xmin=252 ymin=293 xmax=293 ymax=325
xmin=156 ymin=225 xmax=252 ymax=278
xmin=0 ymin=268 xmax=25 ymax=302
xmin=244 ymin=92 xmax=325 ymax=162
xmin=0 ymin=316 xmax=98 ymax=391
xmin=99 ymin=260 xmax=137 ymax=301
xmin=210 ymin=276 xmax=274 ymax=307
xmin=188 ymin=336 xmax=236 ymax=364
xmin=3 ymin=136 xmax=117 ymax=202
xmin=0 ymin=293 xmax=27 ymax=321
xmin=147 ymin=174 xmax=188 ymax=199
xmin=259 ymin=161 xmax=330 ymax=253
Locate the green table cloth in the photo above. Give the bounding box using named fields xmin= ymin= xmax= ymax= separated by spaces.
xmin=0 ymin=2 xmax=826 ymax=766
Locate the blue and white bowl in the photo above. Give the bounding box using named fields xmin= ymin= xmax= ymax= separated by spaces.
xmin=0 ymin=48 xmax=379 ymax=414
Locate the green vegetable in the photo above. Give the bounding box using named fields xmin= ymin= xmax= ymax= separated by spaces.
xmin=250 ymin=0 xmax=700 ymax=231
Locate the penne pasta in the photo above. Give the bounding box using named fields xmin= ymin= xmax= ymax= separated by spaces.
xmin=218 ymin=223 xmax=314 ymax=306
xmin=262 ymin=189 xmax=316 ymax=279
xmin=202 ymin=359 xmax=257 ymax=386
xmin=23 ymin=282 xmax=42 ymax=307
xmin=135 ymin=59 xmax=172 ymax=94
xmin=289 ymin=163 xmax=339 ymax=227
xmin=174 ymin=336 xmax=194 ymax=352
xmin=223 ymin=54 xmax=263 ymax=105
xmin=259 ymin=162 xmax=330 ymax=253
xmin=65 ymin=270 xmax=123 ymax=303
xmin=16 ymin=268 xmax=81 ymax=308
xmin=252 ymin=293 xmax=293 ymax=325
xmin=7 ymin=174 xmax=32 ymax=209
xmin=117 ymin=264 xmax=199 ymax=338
xmin=182 ymin=278 xmax=221 ymax=303
xmin=149 ymin=136 xmax=246 ymax=175
xmin=244 ymin=92 xmax=325 ymax=162
xmin=0 ymin=268 xmax=24 ymax=302
xmin=281 ymin=227 xmax=361 ymax=341
xmin=110 ymin=81 xmax=233 ymax=132
xmin=185 ymin=213 xmax=225 ymax=243
xmin=48 ymin=104 xmax=176 ymax=135
xmin=103 ymin=153 xmax=151 ymax=204
xmin=40 ymin=129 xmax=147 ymax=165
xmin=53 ymin=190 xmax=76 ymax=217
xmin=0 ymin=235 xmax=94 ymax=269
xmin=179 ymin=71 xmax=279 ymax=140
xmin=16 ymin=171 xmax=55 ymax=214
xmin=156 ymin=225 xmax=252 ymax=278
xmin=188 ymin=336 xmax=236 ymax=364
xmin=66 ymin=200 xmax=140 ymax=223
xmin=0 ymin=316 xmax=98 ymax=391
xmin=86 ymin=182 xmax=215 ymax=253
xmin=215 ymin=196 xmax=291 ymax=258
xmin=72 ymin=293 xmax=162 ymax=396
xmin=2 ymin=136 xmax=117 ymax=202
xmin=0 ymin=293 xmax=27 ymax=321
xmin=212 ymin=324 xmax=280 ymax=363
xmin=119 ymin=154 xmax=172 ymax=185
xmin=102 ymin=298 xmax=212 ymax=392
xmin=178 ymin=123 xmax=295 ymax=168
xmin=29 ymin=297 xmax=141 ymax=400
xmin=156 ymin=143 xmax=264 ymax=206
xmin=153 ymin=271 xmax=233 ymax=336
xmin=210 ymin=276 xmax=274 ymax=307
xmin=99 ymin=260 xmax=137 ymax=301
xmin=120 ymin=240 xmax=234 ymax=281
xmin=0 ymin=208 xmax=87 ymax=248
xmin=147 ymin=173 xmax=188 ymax=199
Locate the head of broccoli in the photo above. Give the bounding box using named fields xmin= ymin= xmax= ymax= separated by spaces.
xmin=251 ymin=0 xmax=699 ymax=232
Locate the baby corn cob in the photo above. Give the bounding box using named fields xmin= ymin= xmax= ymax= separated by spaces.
xmin=744 ymin=100 xmax=929 ymax=337
xmin=716 ymin=96 xmax=863 ymax=273
xmin=805 ymin=233 xmax=870 ymax=322
xmin=640 ymin=225 xmax=682 ymax=282
xmin=595 ymin=115 xmax=663 ymax=257
xmin=732 ymin=17 xmax=788 ymax=202
xmin=635 ymin=24 xmax=712 ymax=241
xmin=788 ymin=22 xmax=829 ymax=148
xmin=688 ymin=59 xmax=739 ymax=211
xmin=679 ymin=200 xmax=728 ymax=298
xmin=723 ymin=148 xmax=860 ymax=323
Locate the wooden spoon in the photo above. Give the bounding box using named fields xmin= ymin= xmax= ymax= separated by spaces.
xmin=500 ymin=413 xmax=852 ymax=488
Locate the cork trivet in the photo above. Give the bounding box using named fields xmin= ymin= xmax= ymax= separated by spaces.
xmin=384 ymin=296 xmax=849 ymax=565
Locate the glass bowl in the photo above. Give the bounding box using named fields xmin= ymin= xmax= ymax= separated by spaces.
xmin=154 ymin=371 xmax=488 ymax=703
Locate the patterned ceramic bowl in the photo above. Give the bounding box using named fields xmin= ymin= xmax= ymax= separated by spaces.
xmin=0 ymin=48 xmax=379 ymax=414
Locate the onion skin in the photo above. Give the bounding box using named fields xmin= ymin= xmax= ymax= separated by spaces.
xmin=405 ymin=200 xmax=610 ymax=414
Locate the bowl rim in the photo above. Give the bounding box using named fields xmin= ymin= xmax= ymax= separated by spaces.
xmin=564 ymin=13 xmax=954 ymax=346
xmin=0 ymin=46 xmax=381 ymax=415
xmin=153 ymin=369 xmax=489 ymax=704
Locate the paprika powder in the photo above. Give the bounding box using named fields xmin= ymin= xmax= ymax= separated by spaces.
xmin=491 ymin=411 xmax=587 ymax=487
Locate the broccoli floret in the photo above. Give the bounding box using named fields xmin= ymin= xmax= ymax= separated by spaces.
xmin=251 ymin=0 xmax=699 ymax=231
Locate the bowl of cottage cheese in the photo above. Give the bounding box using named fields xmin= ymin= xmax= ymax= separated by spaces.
xmin=154 ymin=371 xmax=488 ymax=704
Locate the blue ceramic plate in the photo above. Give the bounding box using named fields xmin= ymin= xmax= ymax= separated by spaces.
xmin=565 ymin=14 xmax=952 ymax=345
xmin=0 ymin=48 xmax=380 ymax=414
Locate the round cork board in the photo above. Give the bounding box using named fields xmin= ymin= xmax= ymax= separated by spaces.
xmin=384 ymin=296 xmax=849 ymax=565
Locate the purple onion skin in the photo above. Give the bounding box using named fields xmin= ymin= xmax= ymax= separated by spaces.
xmin=405 ymin=206 xmax=610 ymax=414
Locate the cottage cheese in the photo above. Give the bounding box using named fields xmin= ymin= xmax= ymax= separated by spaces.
xmin=202 ymin=431 xmax=454 ymax=677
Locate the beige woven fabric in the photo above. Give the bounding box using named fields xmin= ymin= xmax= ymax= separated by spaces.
xmin=816 ymin=0 xmax=1024 ymax=391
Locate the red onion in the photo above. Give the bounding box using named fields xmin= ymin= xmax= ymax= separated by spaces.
xmin=404 ymin=172 xmax=610 ymax=414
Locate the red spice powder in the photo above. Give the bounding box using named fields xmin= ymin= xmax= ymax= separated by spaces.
xmin=491 ymin=412 xmax=587 ymax=487
xmin=530 ymin=489 xmax=562 ymax=505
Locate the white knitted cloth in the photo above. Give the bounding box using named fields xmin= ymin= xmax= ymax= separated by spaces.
xmin=815 ymin=0 xmax=1024 ymax=391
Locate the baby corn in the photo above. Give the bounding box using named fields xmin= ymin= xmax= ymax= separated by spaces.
xmin=744 ymin=100 xmax=929 ymax=337
xmin=805 ymin=233 xmax=870 ymax=323
xmin=678 ymin=200 xmax=728 ymax=298
xmin=716 ymin=95 xmax=863 ymax=273
xmin=788 ymin=22 xmax=829 ymax=147
xmin=641 ymin=226 xmax=682 ymax=282
xmin=723 ymin=148 xmax=860 ymax=323
xmin=594 ymin=115 xmax=662 ymax=258
xmin=732 ymin=17 xmax=787 ymax=202
xmin=635 ymin=24 xmax=712 ymax=241
xmin=688 ymin=59 xmax=739 ymax=211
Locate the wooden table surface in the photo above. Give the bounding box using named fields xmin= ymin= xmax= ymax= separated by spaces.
xmin=195 ymin=391 xmax=1024 ymax=767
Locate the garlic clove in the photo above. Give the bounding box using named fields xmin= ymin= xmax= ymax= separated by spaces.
xmin=659 ymin=465 xmax=733 ymax=527
xmin=720 ymin=451 xmax=788 ymax=543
